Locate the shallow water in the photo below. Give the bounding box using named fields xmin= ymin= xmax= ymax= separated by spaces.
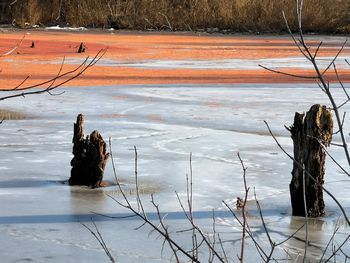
xmin=0 ymin=84 xmax=350 ymax=262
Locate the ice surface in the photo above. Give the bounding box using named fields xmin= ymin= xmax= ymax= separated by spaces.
xmin=98 ymin=56 xmax=350 ymax=70
xmin=39 ymin=56 xmax=350 ymax=70
xmin=0 ymin=84 xmax=350 ymax=262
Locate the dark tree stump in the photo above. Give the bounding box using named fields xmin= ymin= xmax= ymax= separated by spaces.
xmin=88 ymin=130 xmax=109 ymax=188
xmin=77 ymin=42 xmax=86 ymax=53
xmin=69 ymin=114 xmax=109 ymax=188
xmin=288 ymin=104 xmax=333 ymax=217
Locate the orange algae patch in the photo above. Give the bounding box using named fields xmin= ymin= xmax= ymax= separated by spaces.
xmin=0 ymin=30 xmax=349 ymax=89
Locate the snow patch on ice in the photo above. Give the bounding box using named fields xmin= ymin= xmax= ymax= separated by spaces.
xmin=45 ymin=25 xmax=87 ymax=31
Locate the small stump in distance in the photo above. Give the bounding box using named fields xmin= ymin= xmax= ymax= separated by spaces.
xmin=69 ymin=114 xmax=109 ymax=188
xmin=77 ymin=42 xmax=86 ymax=53
xmin=288 ymin=104 xmax=333 ymax=217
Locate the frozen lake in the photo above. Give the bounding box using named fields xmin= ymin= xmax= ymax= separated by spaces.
xmin=0 ymin=84 xmax=350 ymax=262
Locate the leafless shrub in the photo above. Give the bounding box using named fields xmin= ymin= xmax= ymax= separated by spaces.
xmin=81 ymin=220 xmax=116 ymax=263
xmin=260 ymin=0 xmax=350 ymax=261
xmin=84 ymin=1 xmax=350 ymax=262
xmin=94 ymin=141 xmax=312 ymax=262
xmin=260 ymin=2 xmax=350 ymax=171
xmin=5 ymin=0 xmax=350 ymax=33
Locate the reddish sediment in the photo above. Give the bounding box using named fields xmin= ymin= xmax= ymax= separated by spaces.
xmin=0 ymin=30 xmax=349 ymax=89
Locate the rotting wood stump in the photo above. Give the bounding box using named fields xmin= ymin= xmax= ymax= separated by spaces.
xmin=77 ymin=42 xmax=86 ymax=53
xmin=288 ymin=104 xmax=333 ymax=217
xmin=69 ymin=114 xmax=109 ymax=188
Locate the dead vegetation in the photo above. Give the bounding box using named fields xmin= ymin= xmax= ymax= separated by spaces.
xmin=3 ymin=0 xmax=350 ymax=33
xmin=81 ymin=0 xmax=350 ymax=262
xmin=0 ymin=109 xmax=31 ymax=120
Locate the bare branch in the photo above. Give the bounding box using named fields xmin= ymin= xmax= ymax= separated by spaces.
xmin=275 ymin=223 xmax=305 ymax=247
xmin=159 ymin=12 xmax=173 ymax=31
xmin=223 ymin=201 xmax=269 ymax=261
xmin=108 ymin=140 xmax=200 ymax=262
xmin=346 ymin=59 xmax=350 ymax=67
xmin=302 ymin=160 xmax=308 ymax=263
xmin=319 ymin=218 xmax=341 ymax=262
xmin=274 ymin=3 xmax=350 ymax=172
xmin=321 ymin=40 xmax=348 ymax=76
xmin=237 ymin=152 xmax=249 ymax=263
xmin=258 ymin=64 xmax=317 ymax=79
xmin=313 ymin=41 xmax=323 ymax=59
xmin=81 ymin=220 xmax=116 ymax=263
xmin=281 ymin=11 xmax=308 ymax=58
xmin=0 ymin=35 xmax=25 ymax=57
xmin=13 ymin=76 xmax=30 ymax=91
xmin=333 ymin=62 xmax=350 ymax=100
xmin=318 ymin=140 xmax=350 ymax=177
xmin=0 ymin=49 xmax=107 ymax=101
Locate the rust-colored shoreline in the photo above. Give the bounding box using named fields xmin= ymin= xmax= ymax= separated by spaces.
xmin=0 ymin=30 xmax=349 ymax=89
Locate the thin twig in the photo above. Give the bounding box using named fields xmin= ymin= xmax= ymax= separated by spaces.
xmin=159 ymin=12 xmax=173 ymax=31
xmin=108 ymin=140 xmax=200 ymax=262
xmin=278 ymin=2 xmax=350 ymax=173
xmin=0 ymin=49 xmax=107 ymax=101
xmin=223 ymin=201 xmax=269 ymax=261
xmin=333 ymin=62 xmax=350 ymax=100
xmin=313 ymin=41 xmax=323 ymax=59
xmin=237 ymin=152 xmax=249 ymax=263
xmin=81 ymin=220 xmax=116 ymax=263
xmin=319 ymin=218 xmax=341 ymax=262
xmin=0 ymin=35 xmax=25 ymax=57
xmin=321 ymin=40 xmax=348 ymax=76
xmin=302 ymin=162 xmax=308 ymax=263
xmin=258 ymin=64 xmax=317 ymax=79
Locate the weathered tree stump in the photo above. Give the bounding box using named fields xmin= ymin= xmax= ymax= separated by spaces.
xmin=288 ymin=104 xmax=333 ymax=217
xmin=69 ymin=114 xmax=109 ymax=188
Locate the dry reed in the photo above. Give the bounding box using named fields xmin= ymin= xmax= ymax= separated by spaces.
xmin=4 ymin=0 xmax=350 ymax=33
xmin=0 ymin=109 xmax=31 ymax=120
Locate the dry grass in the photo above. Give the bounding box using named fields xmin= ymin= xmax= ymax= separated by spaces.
xmin=0 ymin=109 xmax=31 ymax=120
xmin=4 ymin=0 xmax=350 ymax=33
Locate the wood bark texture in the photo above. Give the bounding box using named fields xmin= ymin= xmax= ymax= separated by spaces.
xmin=289 ymin=104 xmax=333 ymax=217
xmin=69 ymin=114 xmax=109 ymax=188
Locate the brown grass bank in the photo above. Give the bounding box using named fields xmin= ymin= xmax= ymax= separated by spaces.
xmin=3 ymin=0 xmax=350 ymax=33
